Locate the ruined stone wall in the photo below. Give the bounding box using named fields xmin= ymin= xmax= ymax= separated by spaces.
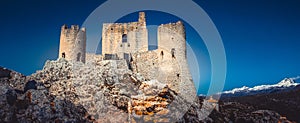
xmin=85 ymin=53 xmax=102 ymax=64
xmin=131 ymin=50 xmax=195 ymax=104
xmin=59 ymin=25 xmax=86 ymax=63
xmin=101 ymin=12 xmax=148 ymax=59
xmin=131 ymin=21 xmax=195 ymax=102
xmin=131 ymin=50 xmax=191 ymax=93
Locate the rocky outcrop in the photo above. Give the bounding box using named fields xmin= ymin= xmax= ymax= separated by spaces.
xmin=0 ymin=59 xmax=201 ymax=122
xmin=0 ymin=59 xmax=294 ymax=122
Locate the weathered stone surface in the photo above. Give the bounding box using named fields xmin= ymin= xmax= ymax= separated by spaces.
xmin=59 ymin=25 xmax=86 ymax=63
xmin=102 ymin=12 xmax=148 ymax=56
xmin=0 ymin=59 xmax=294 ymax=122
xmin=0 ymin=58 xmax=200 ymax=122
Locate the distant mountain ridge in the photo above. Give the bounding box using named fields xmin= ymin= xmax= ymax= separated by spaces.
xmin=218 ymin=77 xmax=300 ymax=122
xmin=219 ymin=77 xmax=300 ymax=98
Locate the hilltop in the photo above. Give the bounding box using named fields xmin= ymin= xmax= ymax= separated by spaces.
xmin=0 ymin=59 xmax=296 ymax=122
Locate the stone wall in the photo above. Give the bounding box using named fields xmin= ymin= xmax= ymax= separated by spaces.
xmin=59 ymin=25 xmax=86 ymax=63
xmin=131 ymin=50 xmax=182 ymax=91
xmin=85 ymin=53 xmax=102 ymax=64
xmin=131 ymin=49 xmax=194 ymax=99
xmin=101 ymin=12 xmax=148 ymax=58
xmin=131 ymin=21 xmax=196 ymax=103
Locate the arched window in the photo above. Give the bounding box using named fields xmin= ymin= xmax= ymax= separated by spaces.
xmin=122 ymin=34 xmax=127 ymax=43
xmin=77 ymin=52 xmax=81 ymax=62
xmin=62 ymin=52 xmax=66 ymax=58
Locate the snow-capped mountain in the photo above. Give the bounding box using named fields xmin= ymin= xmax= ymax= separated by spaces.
xmin=220 ymin=77 xmax=300 ymax=98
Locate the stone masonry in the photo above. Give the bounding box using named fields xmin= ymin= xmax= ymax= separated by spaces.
xmin=101 ymin=12 xmax=148 ymax=59
xmin=59 ymin=25 xmax=86 ymax=63
xmin=58 ymin=12 xmax=196 ymax=104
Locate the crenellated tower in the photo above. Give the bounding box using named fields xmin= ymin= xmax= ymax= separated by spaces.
xmin=59 ymin=25 xmax=86 ymax=63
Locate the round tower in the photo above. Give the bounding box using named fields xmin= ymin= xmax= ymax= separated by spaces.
xmin=156 ymin=21 xmax=191 ymax=92
xmin=157 ymin=21 xmax=186 ymax=61
xmin=59 ymin=25 xmax=86 ymax=63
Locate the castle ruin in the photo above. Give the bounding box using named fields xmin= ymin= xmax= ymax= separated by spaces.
xmin=59 ymin=25 xmax=86 ymax=63
xmin=102 ymin=12 xmax=148 ymax=60
xmin=58 ymin=12 xmax=193 ymax=93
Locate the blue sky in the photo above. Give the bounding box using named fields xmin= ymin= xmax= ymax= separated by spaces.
xmin=0 ymin=0 xmax=299 ymax=94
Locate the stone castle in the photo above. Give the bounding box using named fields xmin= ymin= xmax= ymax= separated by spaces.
xmin=58 ymin=12 xmax=193 ymax=93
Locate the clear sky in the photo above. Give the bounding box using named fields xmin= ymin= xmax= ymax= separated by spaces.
xmin=0 ymin=0 xmax=299 ymax=94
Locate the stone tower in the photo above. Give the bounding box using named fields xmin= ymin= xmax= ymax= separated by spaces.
xmin=101 ymin=12 xmax=148 ymax=60
xmin=131 ymin=21 xmax=193 ymax=95
xmin=156 ymin=21 xmax=190 ymax=91
xmin=59 ymin=25 xmax=86 ymax=63
xmin=157 ymin=21 xmax=186 ymax=61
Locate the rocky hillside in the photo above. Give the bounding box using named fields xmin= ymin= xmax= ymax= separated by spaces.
xmin=0 ymin=59 xmax=296 ymax=122
xmin=0 ymin=59 xmax=203 ymax=122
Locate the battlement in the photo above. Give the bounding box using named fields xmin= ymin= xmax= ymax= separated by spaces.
xmin=160 ymin=21 xmax=183 ymax=28
xmin=61 ymin=25 xmax=86 ymax=33
xmin=102 ymin=12 xmax=146 ymax=34
xmin=103 ymin=22 xmax=140 ymax=34
xmin=158 ymin=21 xmax=185 ymax=36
